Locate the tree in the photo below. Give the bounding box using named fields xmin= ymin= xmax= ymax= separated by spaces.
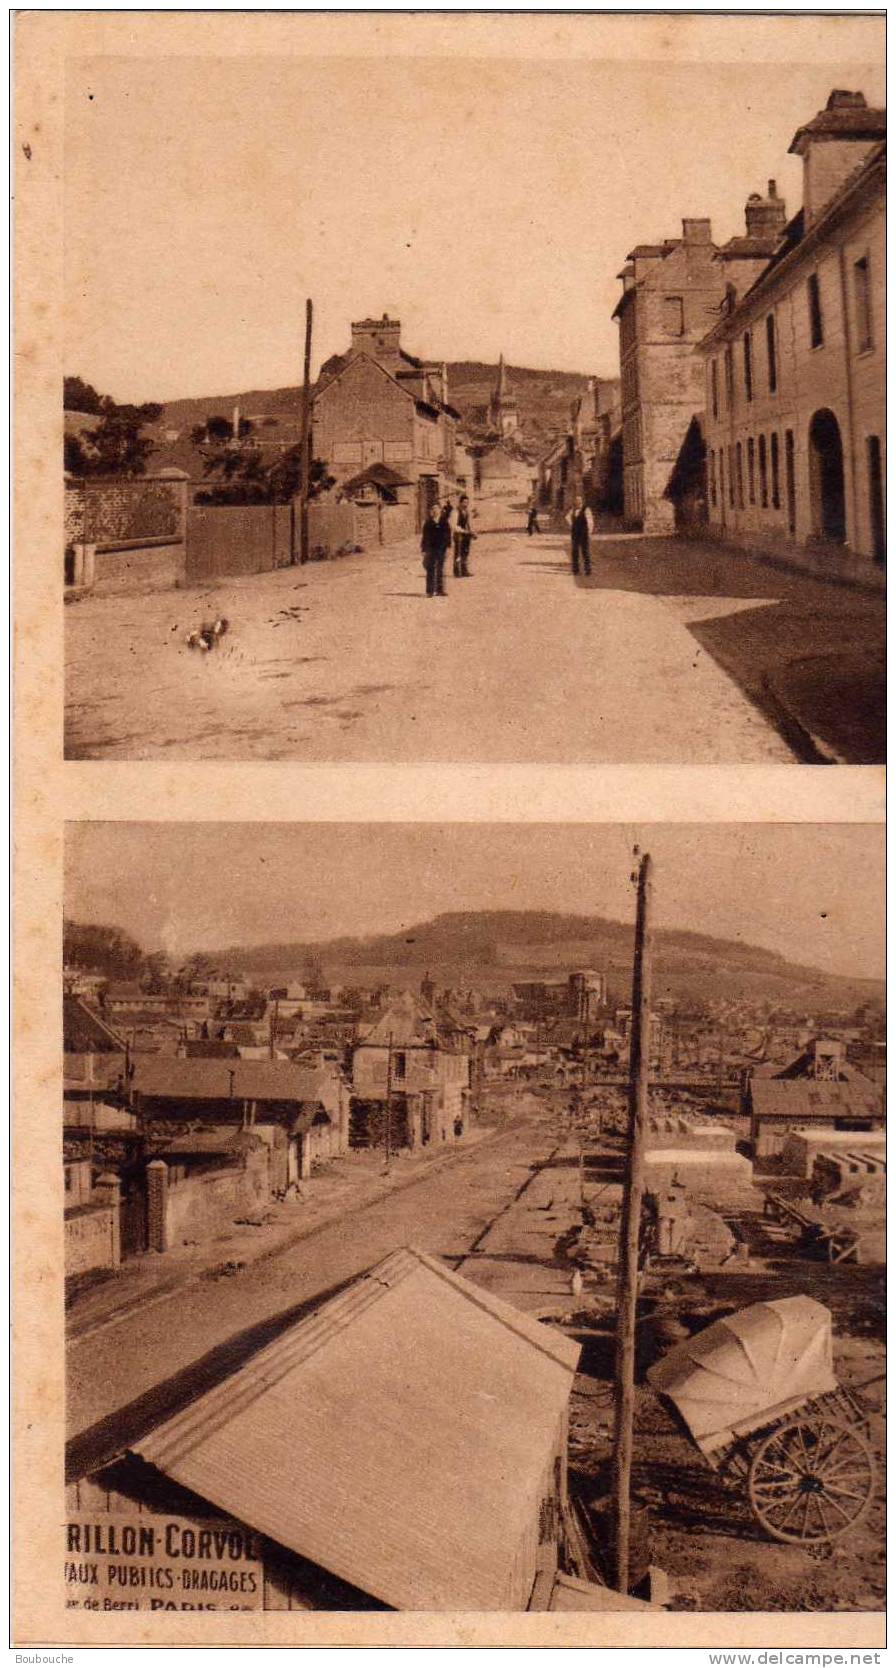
xmin=63 ymin=920 xmax=147 ymax=980
xmin=65 ymin=395 xmax=164 ymax=477
xmin=301 ymin=952 xmax=326 ymax=996
xmin=194 ymin=440 xmax=333 ymax=507
xmin=173 ymin=953 xmax=217 ymax=991
xmin=190 ymin=414 xmax=254 ymax=448
xmin=64 ymin=376 xmax=104 ymax=414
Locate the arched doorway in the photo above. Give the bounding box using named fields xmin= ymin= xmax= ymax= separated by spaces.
xmin=808 ymin=409 xmax=846 ymax=542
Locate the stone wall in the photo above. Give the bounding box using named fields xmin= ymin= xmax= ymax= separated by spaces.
xmin=148 ymin=1147 xmax=271 ymax=1253
xmin=65 ymin=473 xmax=187 ymax=547
xmin=65 ymin=1200 xmax=120 ymax=1276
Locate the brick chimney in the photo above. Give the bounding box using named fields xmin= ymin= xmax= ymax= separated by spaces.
xmin=681 ymin=217 xmax=712 ymax=244
xmin=745 ymin=180 xmax=787 ymax=239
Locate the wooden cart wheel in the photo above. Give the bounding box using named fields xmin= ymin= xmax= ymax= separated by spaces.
xmin=747 ymin=1416 xmax=876 ymax=1544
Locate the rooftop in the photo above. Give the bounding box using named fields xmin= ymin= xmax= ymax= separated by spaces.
xmin=63 ymin=994 xmax=127 ymax=1056
xmin=789 ymin=90 xmax=887 ymax=155
xmin=134 ymin=1247 xmax=579 ymax=1611
xmin=132 ymin=1055 xmax=335 ymax=1105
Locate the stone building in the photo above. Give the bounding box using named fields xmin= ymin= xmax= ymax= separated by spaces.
xmin=488 ymin=353 xmax=519 ymax=437
xmin=570 ymin=378 xmax=623 ymax=512
xmin=613 ymin=210 xmax=784 ymax=532
xmin=312 ymin=315 xmax=461 ymax=528
xmin=698 ymin=92 xmax=885 ymax=576
xmin=351 ymin=995 xmax=471 ymax=1149
xmin=536 ymin=433 xmax=574 ymax=514
xmin=474 ymin=440 xmax=534 ymax=500
xmin=130 ymin=1054 xmax=350 ymax=1194
xmin=536 ymin=379 xmax=622 ymax=517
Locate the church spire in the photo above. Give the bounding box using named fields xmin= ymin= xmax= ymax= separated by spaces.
xmin=489 ymin=353 xmax=519 ymax=437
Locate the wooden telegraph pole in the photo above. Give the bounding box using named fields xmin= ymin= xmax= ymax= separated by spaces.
xmin=298 ymin=298 xmax=313 ymax=564
xmin=384 ymin=1030 xmax=394 ymax=1173
xmin=611 ymin=849 xmax=654 ymax=1595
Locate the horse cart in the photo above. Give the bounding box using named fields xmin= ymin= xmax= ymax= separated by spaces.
xmin=647 ymin=1296 xmax=878 ymax=1545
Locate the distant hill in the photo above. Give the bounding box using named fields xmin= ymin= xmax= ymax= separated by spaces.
xmin=129 ymin=362 xmax=596 ymax=477
xmin=213 ymin=910 xmax=882 ymax=1012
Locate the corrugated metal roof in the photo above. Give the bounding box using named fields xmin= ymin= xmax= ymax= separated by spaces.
xmin=132 ymin=1055 xmax=330 ymax=1104
xmin=134 ymin=1247 xmax=579 ymax=1612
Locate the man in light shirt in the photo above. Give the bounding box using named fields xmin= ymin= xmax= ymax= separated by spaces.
xmin=566 ymin=495 xmax=595 ymax=577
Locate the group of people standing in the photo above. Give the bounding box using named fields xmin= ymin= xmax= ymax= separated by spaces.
xmin=421 ymin=488 xmax=596 ymax=594
xmin=420 ymin=495 xmax=476 ymax=598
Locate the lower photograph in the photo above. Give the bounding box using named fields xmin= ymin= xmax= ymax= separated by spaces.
xmin=63 ymin=821 xmax=885 ymax=1616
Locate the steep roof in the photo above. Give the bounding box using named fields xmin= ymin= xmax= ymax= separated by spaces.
xmin=63 ymin=994 xmax=127 ymax=1055
xmin=134 ymin=1247 xmax=579 ymax=1611
xmin=356 ymin=992 xmax=450 ymax=1049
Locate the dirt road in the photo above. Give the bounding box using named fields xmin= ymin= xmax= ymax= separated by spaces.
xmin=65 ymin=524 xmax=794 ymax=762
xmin=66 ymin=1105 xmax=563 ymax=1473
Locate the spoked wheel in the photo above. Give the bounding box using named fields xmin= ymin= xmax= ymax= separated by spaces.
xmin=747 ymin=1416 xmax=877 ymax=1544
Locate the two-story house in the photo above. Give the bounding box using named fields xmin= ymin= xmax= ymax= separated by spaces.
xmin=351 ymin=994 xmax=471 ymax=1150
xmin=312 ymin=315 xmax=461 ymax=530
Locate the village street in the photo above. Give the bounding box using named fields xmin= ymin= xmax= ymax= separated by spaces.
xmin=67 ymin=1098 xmax=579 ymax=1475
xmin=65 ymin=520 xmax=803 ymax=763
xmin=66 ymin=1082 xmax=886 ymax=1614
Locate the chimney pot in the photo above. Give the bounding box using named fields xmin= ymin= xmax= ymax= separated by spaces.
xmin=768 ymin=179 xmax=777 ymax=197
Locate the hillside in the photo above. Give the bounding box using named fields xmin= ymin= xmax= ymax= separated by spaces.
xmin=213 ymin=910 xmax=881 ymax=1013
xmin=117 ymin=361 xmax=595 ymax=477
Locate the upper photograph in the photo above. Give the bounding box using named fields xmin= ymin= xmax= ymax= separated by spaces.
xmin=62 ymin=17 xmax=885 ymax=763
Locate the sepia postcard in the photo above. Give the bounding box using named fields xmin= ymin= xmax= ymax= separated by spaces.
xmin=12 ymin=6 xmax=886 ymax=1654
xmin=59 ymin=823 xmax=885 ymax=1622
xmin=52 ymin=12 xmax=885 ymax=766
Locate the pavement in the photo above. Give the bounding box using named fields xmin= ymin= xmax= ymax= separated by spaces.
xmin=65 ymin=520 xmax=802 ymax=763
xmin=574 ymin=529 xmax=885 ymax=764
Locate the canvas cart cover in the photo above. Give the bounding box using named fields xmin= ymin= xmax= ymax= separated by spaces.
xmin=647 ymin=1296 xmax=837 ymax=1455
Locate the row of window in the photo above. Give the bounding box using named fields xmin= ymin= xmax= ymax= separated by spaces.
xmin=708 ymin=430 xmax=794 ymax=530
xmin=711 ymin=316 xmax=777 ymax=416
xmin=709 ymin=252 xmax=874 ymax=417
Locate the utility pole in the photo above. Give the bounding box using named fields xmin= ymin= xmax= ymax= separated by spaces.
xmin=298 ymin=298 xmax=313 ymax=565
xmin=384 ymin=1030 xmax=394 ymax=1173
xmin=716 ymin=1025 xmax=727 ymax=1100
xmin=611 ymin=849 xmax=654 ymax=1596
